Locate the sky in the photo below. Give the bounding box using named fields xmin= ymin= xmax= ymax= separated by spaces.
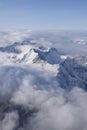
xmin=0 ymin=0 xmax=87 ymax=30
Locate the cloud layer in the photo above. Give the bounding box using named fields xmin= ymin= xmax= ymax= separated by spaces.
xmin=0 ymin=65 xmax=87 ymax=130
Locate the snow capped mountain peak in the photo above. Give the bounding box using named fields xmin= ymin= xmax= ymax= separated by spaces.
xmin=1 ymin=31 xmax=87 ymax=130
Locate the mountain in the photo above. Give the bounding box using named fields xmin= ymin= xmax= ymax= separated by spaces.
xmin=0 ymin=31 xmax=87 ymax=130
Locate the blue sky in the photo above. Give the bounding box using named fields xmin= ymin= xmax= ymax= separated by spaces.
xmin=0 ymin=0 xmax=87 ymax=30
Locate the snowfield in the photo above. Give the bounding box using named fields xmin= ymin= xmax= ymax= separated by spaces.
xmin=0 ymin=30 xmax=87 ymax=130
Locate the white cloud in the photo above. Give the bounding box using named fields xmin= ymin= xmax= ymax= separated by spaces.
xmin=0 ymin=65 xmax=87 ymax=130
xmin=0 ymin=112 xmax=19 ymax=130
xmin=0 ymin=30 xmax=31 ymax=46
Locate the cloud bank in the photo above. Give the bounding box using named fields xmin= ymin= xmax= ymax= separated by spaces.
xmin=0 ymin=65 xmax=87 ymax=130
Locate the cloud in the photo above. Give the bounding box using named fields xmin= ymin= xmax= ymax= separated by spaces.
xmin=0 ymin=111 xmax=19 ymax=130
xmin=0 ymin=65 xmax=87 ymax=130
xmin=27 ymin=87 xmax=87 ymax=130
xmin=0 ymin=30 xmax=31 ymax=46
